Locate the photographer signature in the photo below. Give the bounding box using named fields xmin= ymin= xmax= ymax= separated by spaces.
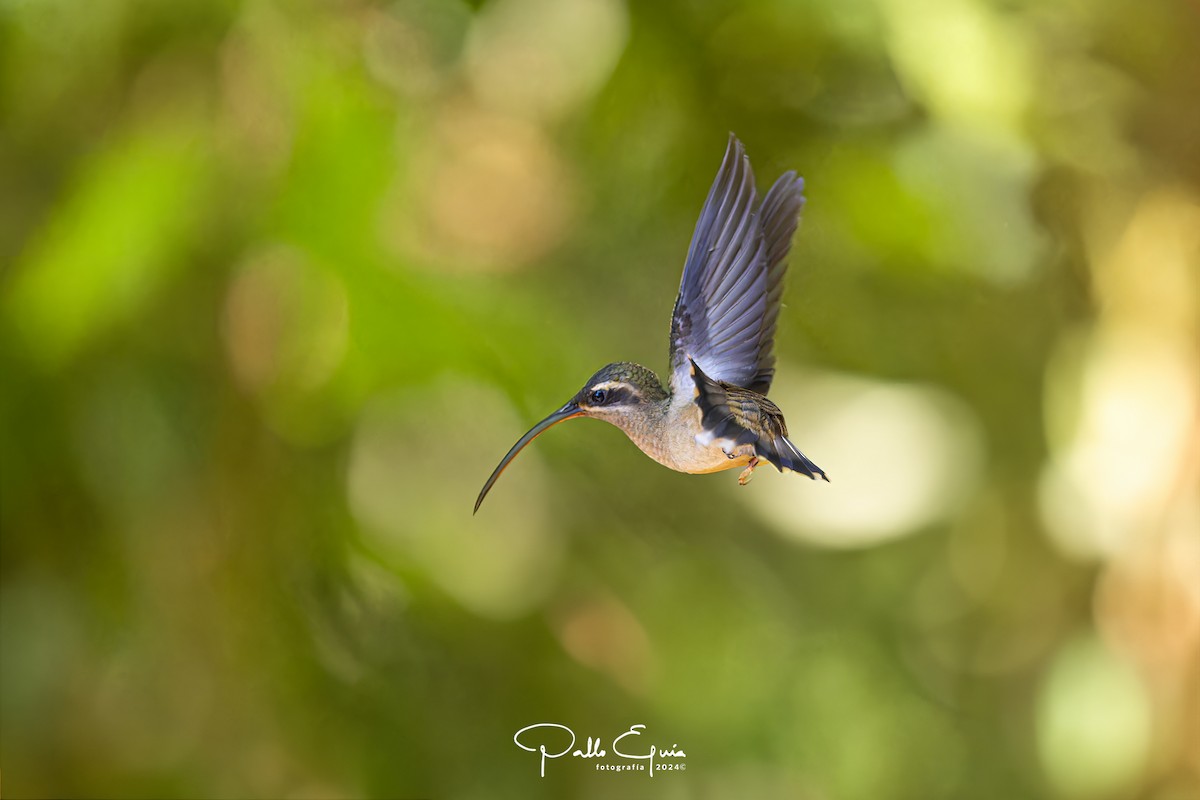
xmin=513 ymin=723 xmax=686 ymax=778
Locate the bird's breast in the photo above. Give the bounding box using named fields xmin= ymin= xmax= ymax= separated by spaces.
xmin=623 ymin=397 xmax=751 ymax=475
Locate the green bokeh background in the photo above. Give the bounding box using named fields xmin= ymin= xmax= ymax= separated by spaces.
xmin=2 ymin=0 xmax=1198 ymax=798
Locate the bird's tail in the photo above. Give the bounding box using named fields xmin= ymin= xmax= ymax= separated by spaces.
xmin=765 ymin=435 xmax=829 ymax=482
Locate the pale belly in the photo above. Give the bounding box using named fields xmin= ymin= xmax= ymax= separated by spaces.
xmin=627 ymin=400 xmax=756 ymax=475
xmin=681 ymin=453 xmax=754 ymax=474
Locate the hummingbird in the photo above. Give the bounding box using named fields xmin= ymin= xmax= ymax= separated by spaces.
xmin=474 ymin=134 xmax=828 ymax=513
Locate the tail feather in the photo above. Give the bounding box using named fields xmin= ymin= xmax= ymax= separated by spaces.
xmin=770 ymin=435 xmax=829 ymax=481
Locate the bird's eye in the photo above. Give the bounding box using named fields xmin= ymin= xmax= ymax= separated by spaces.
xmin=590 ymin=389 xmax=608 ymax=404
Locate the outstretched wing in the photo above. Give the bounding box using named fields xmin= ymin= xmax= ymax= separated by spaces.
xmin=668 ymin=134 xmax=806 ymax=397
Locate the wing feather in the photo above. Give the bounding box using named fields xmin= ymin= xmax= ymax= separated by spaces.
xmin=669 ymin=135 xmax=806 ymax=397
xmin=690 ymin=360 xmax=828 ymax=481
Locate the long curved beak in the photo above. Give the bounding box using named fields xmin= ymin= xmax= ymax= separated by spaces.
xmin=474 ymin=401 xmax=584 ymax=514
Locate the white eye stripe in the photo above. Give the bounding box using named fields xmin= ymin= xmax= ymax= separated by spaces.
xmin=587 ymin=381 xmax=640 ymax=407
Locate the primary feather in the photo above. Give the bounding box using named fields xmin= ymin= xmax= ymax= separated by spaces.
xmin=669 ymin=134 xmax=807 ymax=398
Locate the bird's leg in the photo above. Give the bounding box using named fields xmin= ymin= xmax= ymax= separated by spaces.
xmin=737 ymin=456 xmax=760 ymax=486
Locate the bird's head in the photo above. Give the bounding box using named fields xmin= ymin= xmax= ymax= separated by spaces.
xmin=570 ymin=361 xmax=668 ymax=421
xmin=474 ymin=362 xmax=666 ymax=512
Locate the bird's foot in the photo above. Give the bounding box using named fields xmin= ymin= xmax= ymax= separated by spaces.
xmin=737 ymin=456 xmax=760 ymax=486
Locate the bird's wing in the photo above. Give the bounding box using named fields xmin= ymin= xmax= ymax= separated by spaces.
xmin=690 ymin=360 xmax=828 ymax=481
xmin=668 ymin=135 xmax=806 ymax=397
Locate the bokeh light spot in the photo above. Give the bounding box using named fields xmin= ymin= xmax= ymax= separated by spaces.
xmin=1037 ymin=634 xmax=1151 ymax=798
xmin=220 ymin=244 xmax=351 ymax=444
xmin=222 ymin=244 xmax=349 ymax=396
xmin=882 ymin=0 xmax=1030 ymax=135
xmin=388 ymin=108 xmax=574 ymax=271
xmin=1039 ymin=330 xmax=1197 ymax=561
xmin=465 ymin=0 xmax=628 ymax=121
xmin=894 ymin=125 xmax=1043 ymax=284
xmin=551 ymin=592 xmax=653 ymax=694
xmin=347 ymin=378 xmax=564 ymax=619
xmin=745 ymin=368 xmax=985 ymax=548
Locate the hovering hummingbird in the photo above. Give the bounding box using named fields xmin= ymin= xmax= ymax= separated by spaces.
xmin=474 ymin=134 xmax=828 ymax=513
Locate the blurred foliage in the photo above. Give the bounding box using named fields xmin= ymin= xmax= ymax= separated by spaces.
xmin=2 ymin=0 xmax=1199 ymax=798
